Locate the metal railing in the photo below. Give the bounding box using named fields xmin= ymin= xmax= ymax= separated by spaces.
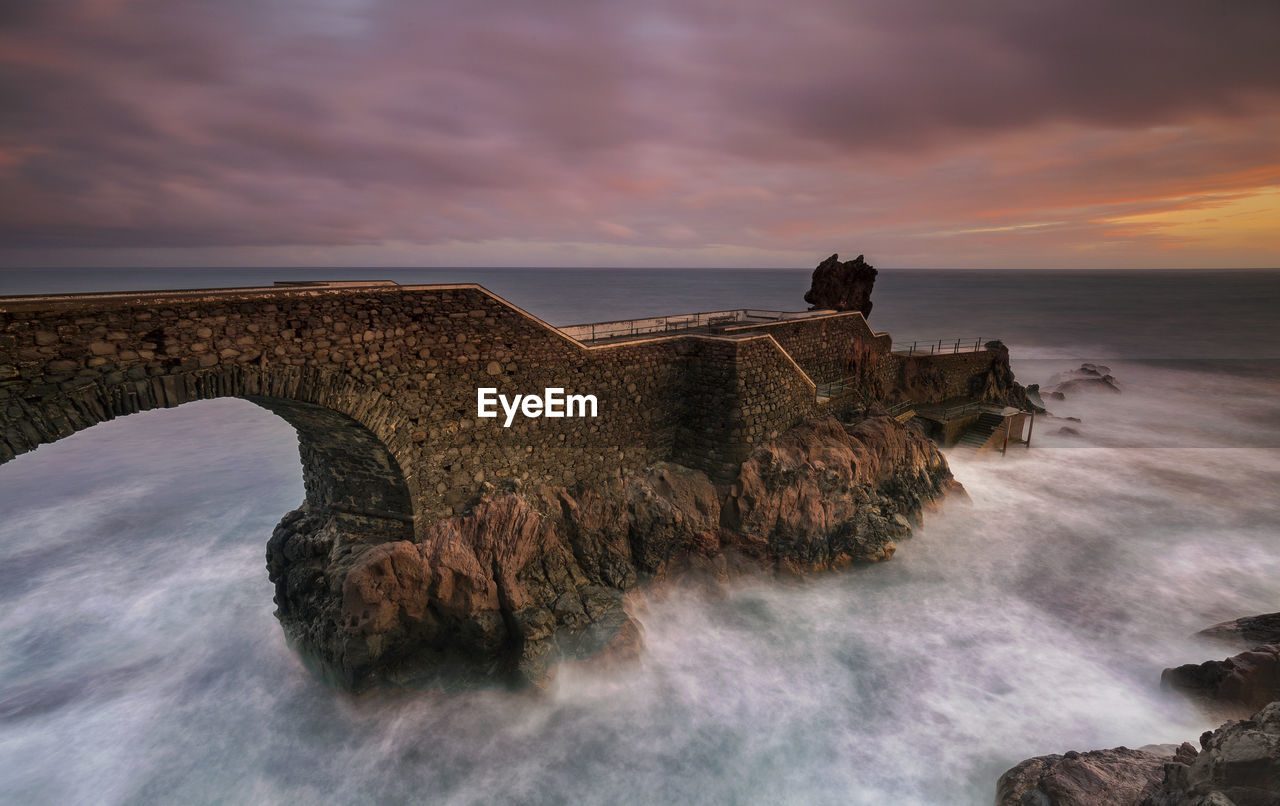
xmin=560 ymin=308 xmax=804 ymax=343
xmin=892 ymin=337 xmax=987 ymax=356
xmin=927 ymin=401 xmax=989 ymax=421
xmin=815 ymin=377 xmax=865 ymax=401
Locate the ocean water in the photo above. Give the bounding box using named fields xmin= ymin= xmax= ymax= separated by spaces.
xmin=1 ymin=268 xmax=1278 ymax=805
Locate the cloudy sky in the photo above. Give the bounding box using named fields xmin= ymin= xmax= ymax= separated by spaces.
xmin=2 ymin=0 xmax=1278 ymax=269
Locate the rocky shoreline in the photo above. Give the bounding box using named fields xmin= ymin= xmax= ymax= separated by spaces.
xmin=267 ymin=412 xmax=964 ymax=691
xmin=997 ymin=619 xmax=1280 ymax=806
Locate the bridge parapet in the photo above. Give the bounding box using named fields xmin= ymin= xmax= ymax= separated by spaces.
xmin=2 ymin=282 xmax=1002 ymax=526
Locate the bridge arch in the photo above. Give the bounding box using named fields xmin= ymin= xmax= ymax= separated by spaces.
xmin=1 ymin=365 xmax=417 ymax=541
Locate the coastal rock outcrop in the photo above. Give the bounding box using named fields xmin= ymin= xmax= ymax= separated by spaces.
xmin=804 ymin=253 xmax=878 ymax=316
xmin=1048 ymin=364 xmax=1121 ymax=396
xmin=973 ymin=340 xmax=1043 ymax=411
xmin=727 ymin=415 xmax=963 ymax=572
xmin=996 ymin=745 xmax=1190 ymax=806
xmin=267 ymin=414 xmax=961 ymax=691
xmin=1162 ymin=645 xmax=1280 ymax=717
xmin=1199 ymin=613 xmax=1280 ymax=649
xmin=999 ymin=615 xmax=1280 ymax=805
xmin=1144 ymin=702 xmax=1280 ymax=806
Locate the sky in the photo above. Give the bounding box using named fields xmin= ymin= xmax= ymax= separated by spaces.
xmin=2 ymin=0 xmax=1279 ymax=270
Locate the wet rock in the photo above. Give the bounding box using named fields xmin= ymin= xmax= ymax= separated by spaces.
xmin=803 ymin=253 xmax=878 ymax=316
xmin=1199 ymin=613 xmax=1280 ymax=649
xmin=1049 ymin=364 xmax=1122 ymax=396
xmin=1161 ymin=645 xmax=1280 ymax=716
xmin=268 ymin=414 xmax=963 ymax=691
xmin=975 ymin=340 xmax=1042 ymax=411
xmin=996 ymin=746 xmax=1171 ymax=806
xmin=1026 ymin=383 xmax=1048 ymax=411
xmin=727 ymin=415 xmax=961 ymax=573
xmin=1144 ymin=702 xmax=1280 ymax=806
xmin=1058 ymin=426 xmax=1083 ymax=437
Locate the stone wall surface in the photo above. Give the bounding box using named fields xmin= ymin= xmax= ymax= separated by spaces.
xmin=0 ymin=284 xmax=1008 ymax=523
xmin=725 ymin=311 xmax=891 ymax=385
xmin=889 ymin=350 xmax=1004 ymax=404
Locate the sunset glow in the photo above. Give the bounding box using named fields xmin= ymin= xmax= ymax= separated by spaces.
xmin=2 ymin=0 xmax=1278 ymax=268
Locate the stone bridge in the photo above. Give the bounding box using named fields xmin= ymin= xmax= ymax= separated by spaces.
xmin=0 ymin=280 xmax=998 ymax=540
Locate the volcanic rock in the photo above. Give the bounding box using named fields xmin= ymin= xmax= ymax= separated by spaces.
xmin=1049 ymin=364 xmax=1122 ymax=396
xmin=1199 ymin=613 xmax=1280 ymax=649
xmin=267 ymin=414 xmax=962 ymax=691
xmin=803 ymin=253 xmax=878 ymax=316
xmin=1026 ymin=384 xmax=1048 ymax=411
xmin=1144 ymin=702 xmax=1280 ymax=806
xmin=1161 ymin=645 xmax=1280 ymax=716
xmin=973 ymin=340 xmax=1043 ymax=411
xmin=995 ymin=746 xmax=1177 ymax=806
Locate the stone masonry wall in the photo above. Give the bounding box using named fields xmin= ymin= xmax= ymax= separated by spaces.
xmin=890 ymin=350 xmax=999 ymax=404
xmin=726 ymin=311 xmax=891 ymax=384
xmin=1 ymin=284 xmax=1004 ymax=530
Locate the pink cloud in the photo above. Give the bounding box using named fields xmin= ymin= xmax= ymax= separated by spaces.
xmin=1 ymin=0 xmax=1278 ymax=268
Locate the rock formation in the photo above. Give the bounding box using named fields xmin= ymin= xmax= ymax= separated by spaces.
xmin=999 ymin=615 xmax=1280 ymax=805
xmin=974 ymin=340 xmax=1044 ymax=411
xmin=999 ymin=705 xmax=1280 ymax=806
xmin=1145 ymin=702 xmax=1280 ymax=806
xmin=804 ymin=253 xmax=878 ymax=316
xmin=1199 ymin=613 xmax=1280 ymax=649
xmin=996 ymin=745 xmax=1194 ymax=806
xmin=1162 ymin=645 xmax=1280 ymax=717
xmin=267 ymin=414 xmax=961 ymax=691
xmin=1048 ymin=363 xmax=1122 ymax=396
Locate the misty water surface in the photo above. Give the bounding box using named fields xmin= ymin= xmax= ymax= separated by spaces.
xmin=1 ymin=270 xmax=1278 ymax=804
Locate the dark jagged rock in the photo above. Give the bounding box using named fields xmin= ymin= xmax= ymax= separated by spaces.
xmin=1162 ymin=645 xmax=1280 ymax=716
xmin=725 ymin=415 xmax=963 ymax=572
xmin=999 ymin=615 xmax=1280 ymax=805
xmin=1199 ymin=614 xmax=1280 ymax=649
xmin=1049 ymin=364 xmax=1122 ymax=396
xmin=804 ymin=253 xmax=878 ymax=316
xmin=1026 ymin=384 xmax=1048 ymax=411
xmin=996 ymin=746 xmax=1181 ymax=806
xmin=973 ymin=340 xmax=1042 ymax=411
xmin=1144 ymin=702 xmax=1280 ymax=806
xmin=1000 ymin=705 xmax=1280 ymax=806
xmin=267 ymin=414 xmax=962 ymax=691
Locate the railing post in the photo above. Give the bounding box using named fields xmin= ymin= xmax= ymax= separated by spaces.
xmin=1026 ymin=410 xmax=1034 ymax=449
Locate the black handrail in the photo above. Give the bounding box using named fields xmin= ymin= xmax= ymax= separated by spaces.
xmin=891 ymin=337 xmax=987 ymax=356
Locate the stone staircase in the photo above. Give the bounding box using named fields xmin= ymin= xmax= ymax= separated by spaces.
xmin=886 ymin=401 xmax=916 ymax=423
xmin=954 ymin=411 xmax=1006 ymax=452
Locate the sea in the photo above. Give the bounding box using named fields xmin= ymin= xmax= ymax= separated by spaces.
xmin=1 ymin=267 xmax=1278 ymax=805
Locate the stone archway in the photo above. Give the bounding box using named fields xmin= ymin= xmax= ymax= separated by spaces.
xmin=1 ymin=364 xmax=417 ymax=535
xmin=0 ymin=364 xmax=421 ymax=684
